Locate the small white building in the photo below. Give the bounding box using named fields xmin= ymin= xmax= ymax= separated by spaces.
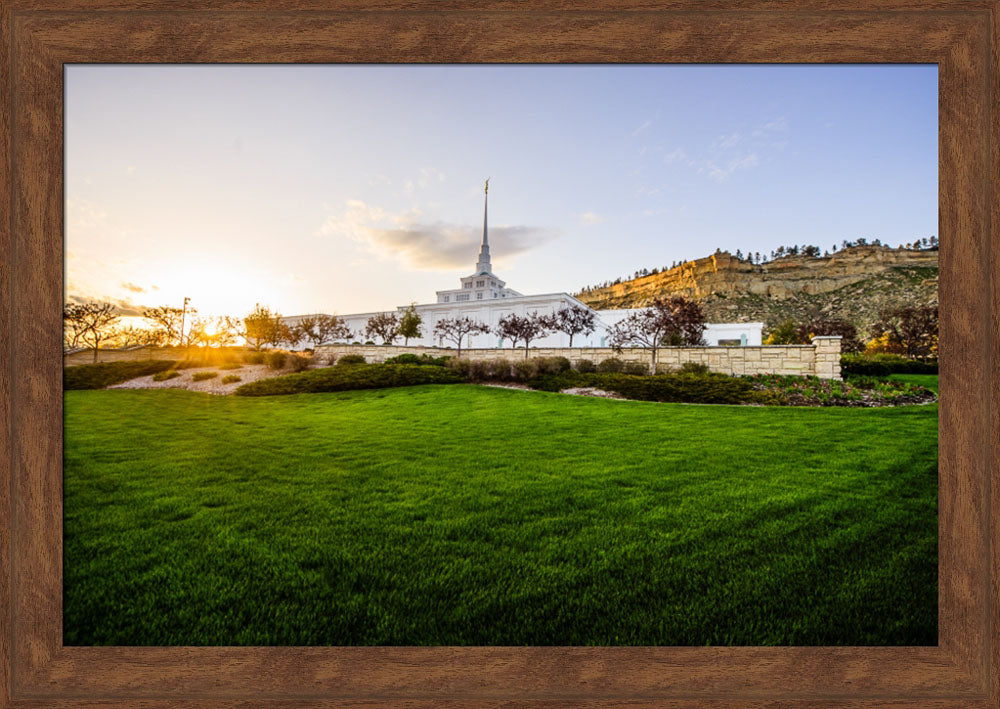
xmin=284 ymin=183 xmax=762 ymax=350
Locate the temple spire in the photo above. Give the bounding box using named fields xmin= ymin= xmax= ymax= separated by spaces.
xmin=476 ymin=178 xmax=492 ymax=274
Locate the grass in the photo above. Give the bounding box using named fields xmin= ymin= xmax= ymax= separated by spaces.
xmin=64 ymin=383 xmax=938 ymax=646
xmin=889 ymin=373 xmax=940 ymax=394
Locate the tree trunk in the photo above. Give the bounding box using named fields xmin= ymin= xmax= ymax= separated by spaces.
xmin=569 ymin=333 xmax=574 ymax=347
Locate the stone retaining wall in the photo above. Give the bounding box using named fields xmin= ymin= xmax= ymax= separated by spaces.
xmin=316 ymin=336 xmax=843 ymax=379
xmin=63 ymin=346 xmax=248 ymax=366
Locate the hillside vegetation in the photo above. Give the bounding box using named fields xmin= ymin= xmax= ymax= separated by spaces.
xmin=575 ymin=245 xmax=938 ymax=335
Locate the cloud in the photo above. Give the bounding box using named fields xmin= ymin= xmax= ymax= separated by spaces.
xmin=632 ymin=120 xmax=652 ymax=136
xmin=319 ymin=199 xmax=556 ymax=271
xmin=66 ymin=293 xmax=149 ymax=317
xmin=403 ymin=167 xmax=446 ymax=196
xmin=701 ymin=153 xmax=760 ymax=182
xmin=121 ymin=281 xmax=145 ymax=293
xmin=578 ymin=211 xmax=604 ymax=225
xmin=664 ymin=148 xmax=696 ymax=167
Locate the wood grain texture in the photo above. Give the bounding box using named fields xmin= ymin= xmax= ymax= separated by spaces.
xmin=1 ymin=1 xmax=997 ymax=707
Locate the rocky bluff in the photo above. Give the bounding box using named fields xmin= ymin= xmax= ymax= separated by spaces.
xmin=575 ymin=246 xmax=939 ymax=336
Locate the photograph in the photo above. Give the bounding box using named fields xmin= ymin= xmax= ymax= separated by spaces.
xmin=62 ymin=64 xmax=939 ymax=646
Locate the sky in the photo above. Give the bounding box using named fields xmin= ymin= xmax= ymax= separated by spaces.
xmin=65 ymin=64 xmax=937 ymax=319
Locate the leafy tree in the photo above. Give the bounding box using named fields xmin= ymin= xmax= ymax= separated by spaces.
xmin=434 ymin=316 xmax=490 ymax=356
xmin=64 ymin=302 xmax=120 ymax=362
xmin=870 ymin=305 xmax=938 ymax=360
xmin=244 ymin=304 xmax=282 ymax=350
xmin=549 ymin=305 xmax=597 ymax=347
xmin=795 ymin=318 xmax=862 ymax=353
xmin=365 ymin=312 xmax=400 ymax=345
xmin=764 ymin=319 xmax=804 ymax=345
xmin=398 ymin=304 xmax=423 ymax=345
xmin=495 ymin=311 xmax=553 ymax=358
xmin=605 ymin=296 xmax=706 ymax=371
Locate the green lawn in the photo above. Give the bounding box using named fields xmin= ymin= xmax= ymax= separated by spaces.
xmin=64 ymin=384 xmax=938 ymax=646
xmin=888 ymin=373 xmax=940 ymax=394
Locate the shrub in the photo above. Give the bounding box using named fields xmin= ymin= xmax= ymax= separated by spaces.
xmin=574 ymin=359 xmax=597 ymax=374
xmin=287 ymin=353 xmax=310 ymax=372
xmin=63 ymin=360 xmax=176 ymax=390
xmin=192 ymin=371 xmax=218 ymax=381
xmin=596 ymin=357 xmax=625 ymax=373
xmin=266 ymin=351 xmax=287 ymax=370
xmin=384 ymin=353 xmax=450 ymax=367
xmin=152 ymin=370 xmax=181 ymax=382
xmin=336 ymin=354 xmax=367 ymax=366
xmin=534 ymin=356 xmax=572 ymax=375
xmin=243 ymin=352 xmax=266 ymax=365
xmin=482 ymin=358 xmax=514 ymax=381
xmin=445 ymin=357 xmax=472 ymax=379
xmin=173 ymin=359 xmax=212 ymax=370
xmin=512 ymin=359 xmax=539 ymax=382
xmin=527 ymin=371 xmax=762 ymax=405
xmin=841 ymin=353 xmax=938 ymax=376
xmin=654 ymin=363 xmax=676 ymax=374
xmin=622 ymin=361 xmax=650 ymax=376
xmin=235 ymin=363 xmax=464 ymax=396
xmin=467 ymin=359 xmax=491 ymax=382
xmin=679 ymin=362 xmax=710 ymax=375
xmin=218 ymin=363 xmax=242 ymax=370
xmin=221 ymin=374 xmax=242 ymax=384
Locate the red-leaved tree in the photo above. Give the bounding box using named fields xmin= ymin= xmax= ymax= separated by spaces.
xmin=605 ymin=296 xmax=706 ymax=371
xmin=434 ymin=316 xmax=490 ymax=356
xmin=495 ymin=312 xmax=553 ymax=359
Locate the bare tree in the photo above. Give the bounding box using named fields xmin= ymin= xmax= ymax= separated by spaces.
xmin=213 ymin=316 xmax=244 ymax=347
xmin=186 ymin=318 xmax=218 ymax=349
xmin=434 ymin=316 xmax=490 ymax=356
xmin=109 ymin=325 xmax=163 ymax=348
xmin=63 ymin=303 xmax=90 ymax=349
xmin=65 ymin=302 xmax=121 ymax=362
xmin=297 ymin=314 xmax=351 ymax=348
xmin=605 ymin=296 xmax=706 ymax=371
xmin=549 ymin=305 xmax=596 ymax=347
xmin=495 ymin=311 xmax=553 ymax=359
xmin=142 ymin=306 xmax=190 ymax=347
xmin=365 ymin=312 xmax=400 ymax=345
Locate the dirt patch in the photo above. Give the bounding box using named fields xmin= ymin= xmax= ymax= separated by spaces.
xmin=108 ymin=364 xmax=290 ymax=395
xmin=560 ymin=387 xmax=627 ymax=400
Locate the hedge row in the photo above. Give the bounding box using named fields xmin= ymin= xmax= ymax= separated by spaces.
xmin=64 ymin=360 xmax=177 ymax=390
xmin=840 ymin=353 xmax=938 ymax=376
xmin=528 ymin=371 xmax=774 ymax=405
xmin=234 ymin=363 xmax=464 ymax=396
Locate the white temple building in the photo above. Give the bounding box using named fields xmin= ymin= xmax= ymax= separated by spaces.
xmin=285 ymin=183 xmax=762 ymax=349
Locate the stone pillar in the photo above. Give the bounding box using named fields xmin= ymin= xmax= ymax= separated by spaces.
xmin=811 ymin=336 xmax=842 ymax=380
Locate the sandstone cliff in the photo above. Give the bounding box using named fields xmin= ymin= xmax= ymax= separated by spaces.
xmin=575 ymin=246 xmax=938 ymax=336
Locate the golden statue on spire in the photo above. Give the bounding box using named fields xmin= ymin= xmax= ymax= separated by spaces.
xmin=485 ymin=178 xmax=489 ymax=194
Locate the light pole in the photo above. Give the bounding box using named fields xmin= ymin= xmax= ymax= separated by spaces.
xmin=179 ymin=296 xmax=190 ymax=349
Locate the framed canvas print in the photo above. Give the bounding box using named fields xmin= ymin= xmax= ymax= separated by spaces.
xmin=2 ymin=1 xmax=997 ymax=707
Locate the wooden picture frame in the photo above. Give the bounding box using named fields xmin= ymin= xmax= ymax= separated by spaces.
xmin=1 ymin=1 xmax=996 ymax=706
